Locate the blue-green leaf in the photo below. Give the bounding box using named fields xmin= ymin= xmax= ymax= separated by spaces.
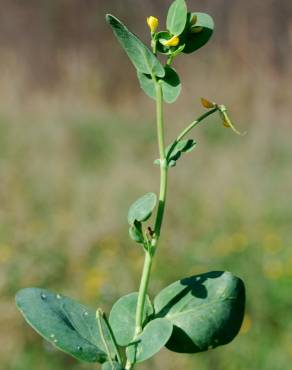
xmin=126 ymin=318 xmax=173 ymax=363
xmin=138 ymin=66 xmax=181 ymax=104
xmin=128 ymin=192 xmax=157 ymax=225
xmin=154 ymin=271 xmax=245 ymax=353
xmin=109 ymin=292 xmax=153 ymax=346
xmin=15 ymin=288 xmax=108 ymax=363
xmin=182 ymin=12 xmax=214 ymax=54
xmin=106 ymin=14 xmax=165 ymax=77
xmin=129 ymin=221 xmax=144 ymax=244
xmin=167 ymin=0 xmax=188 ymax=36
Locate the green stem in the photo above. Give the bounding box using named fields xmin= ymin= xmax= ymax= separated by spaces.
xmin=176 ymin=107 xmax=218 ymax=142
xmin=134 ymin=251 xmax=152 ymax=335
xmin=134 ymin=82 xmax=167 ymax=339
xmin=166 ymin=107 xmax=218 ymax=160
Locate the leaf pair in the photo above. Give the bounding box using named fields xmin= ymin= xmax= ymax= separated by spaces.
xmin=109 ymin=292 xmax=172 ymax=364
xmin=138 ymin=66 xmax=181 ymax=104
xmin=108 ymin=271 xmax=245 ymax=358
xmin=162 ymin=1 xmax=214 ymax=55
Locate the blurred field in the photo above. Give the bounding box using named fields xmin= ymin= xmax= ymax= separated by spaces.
xmin=0 ymin=1 xmax=292 ymax=370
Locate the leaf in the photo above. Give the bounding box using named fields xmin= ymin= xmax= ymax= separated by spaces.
xmin=167 ymin=0 xmax=188 ymax=36
xmin=129 ymin=221 xmax=144 ymax=244
xmin=126 ymin=318 xmax=173 ymax=363
xmin=138 ymin=66 xmax=181 ymax=104
xmin=181 ymin=12 xmax=214 ymax=54
xmin=106 ymin=14 xmax=165 ymax=78
xmin=109 ymin=292 xmax=153 ymax=346
xmin=128 ymin=192 xmax=157 ymax=225
xmin=15 ymin=288 xmax=108 ymax=363
xmin=62 ymin=302 xmax=116 ymax=359
xmin=102 ymin=362 xmax=124 ymax=370
xmin=154 ymin=271 xmax=245 ymax=353
xmin=165 ymin=139 xmax=196 ymax=166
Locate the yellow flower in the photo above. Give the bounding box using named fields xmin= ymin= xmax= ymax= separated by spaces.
xmin=163 ymin=35 xmax=180 ymax=47
xmin=147 ymin=16 xmax=159 ymax=33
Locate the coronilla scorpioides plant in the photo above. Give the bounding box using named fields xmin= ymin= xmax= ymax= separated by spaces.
xmin=15 ymin=1 xmax=246 ymax=369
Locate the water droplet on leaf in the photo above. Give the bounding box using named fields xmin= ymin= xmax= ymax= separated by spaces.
xmin=56 ymin=294 xmax=62 ymax=299
xmin=40 ymin=293 xmax=47 ymax=300
xmin=77 ymin=346 xmax=83 ymax=351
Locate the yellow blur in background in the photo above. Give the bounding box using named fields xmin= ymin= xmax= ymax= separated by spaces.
xmin=0 ymin=1 xmax=292 ymax=370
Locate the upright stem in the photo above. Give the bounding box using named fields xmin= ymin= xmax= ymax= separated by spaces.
xmin=134 ymin=81 xmax=167 ymax=338
xmin=134 ymin=251 xmax=152 ymax=335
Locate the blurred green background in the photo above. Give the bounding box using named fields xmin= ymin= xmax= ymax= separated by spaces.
xmin=0 ymin=1 xmax=292 ymax=369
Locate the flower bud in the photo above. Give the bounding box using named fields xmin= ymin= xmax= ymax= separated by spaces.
xmin=163 ymin=35 xmax=180 ymax=47
xmin=147 ymin=16 xmax=159 ymax=33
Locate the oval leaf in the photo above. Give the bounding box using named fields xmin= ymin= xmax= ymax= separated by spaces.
xmin=109 ymin=292 xmax=153 ymax=346
xmin=154 ymin=271 xmax=245 ymax=353
xmin=128 ymin=192 xmax=157 ymax=225
xmin=167 ymin=0 xmax=188 ymax=36
xmin=138 ymin=66 xmax=181 ymax=104
xmin=106 ymin=14 xmax=165 ymax=78
xmin=129 ymin=221 xmax=144 ymax=244
xmin=126 ymin=318 xmax=173 ymax=363
xmin=15 ymin=288 xmax=107 ymax=363
xmin=181 ymin=12 xmax=214 ymax=54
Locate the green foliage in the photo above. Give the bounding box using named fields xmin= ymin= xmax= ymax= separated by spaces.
xmin=105 ymin=15 xmax=165 ymax=78
xmin=15 ymin=288 xmax=107 ymax=363
xmin=166 ymin=139 xmax=196 ymax=167
xmin=129 ymin=221 xmax=144 ymax=244
xmin=126 ymin=318 xmax=173 ymax=363
xmin=154 ymin=271 xmax=245 ymax=353
xmin=109 ymin=292 xmax=153 ymax=346
xmin=166 ymin=0 xmax=188 ymax=36
xmin=14 ymin=3 xmax=247 ymax=370
xmin=138 ymin=66 xmax=181 ymax=103
xmin=181 ymin=13 xmax=214 ymax=54
xmin=127 ymin=192 xmax=157 ymax=225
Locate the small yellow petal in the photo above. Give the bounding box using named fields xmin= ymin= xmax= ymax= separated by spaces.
xmin=201 ymin=97 xmax=215 ymax=109
xmin=164 ymin=35 xmax=180 ymax=47
xmin=147 ymin=16 xmax=159 ymax=33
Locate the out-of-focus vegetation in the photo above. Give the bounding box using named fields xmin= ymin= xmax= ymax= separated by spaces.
xmin=0 ymin=1 xmax=292 ymax=370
